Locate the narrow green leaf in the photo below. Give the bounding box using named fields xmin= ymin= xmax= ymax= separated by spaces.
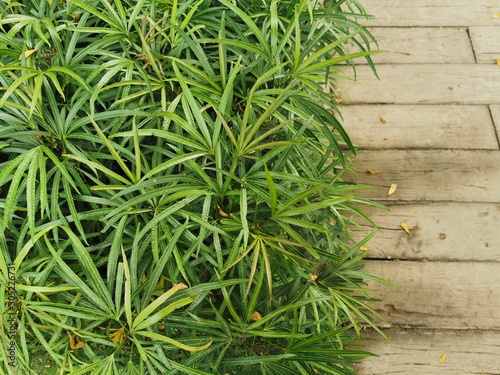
xmin=63 ymin=153 xmax=131 ymax=185
xmin=137 ymin=331 xmax=212 ymax=352
xmin=121 ymin=245 xmax=134 ymax=328
xmin=277 ymin=196 xmax=353 ymax=218
xmin=90 ymin=116 xmax=136 ymax=183
xmin=2 ymin=148 xmax=37 ymax=229
xmin=131 ymin=284 xmax=189 ymax=330
xmin=26 ymin=151 xmax=39 ymax=238
xmin=134 ymin=295 xmax=195 ymax=331
xmin=264 ymin=165 xmax=277 ymax=215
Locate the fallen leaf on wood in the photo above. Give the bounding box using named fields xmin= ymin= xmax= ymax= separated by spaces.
xmin=359 ymin=246 xmax=368 ymax=251
xmin=400 ymin=222 xmax=410 ymax=234
xmin=367 ymin=169 xmax=379 ymax=175
xmin=439 ymin=353 xmax=446 ymax=363
xmin=379 ymin=117 xmax=387 ymax=124
xmin=492 ymin=12 xmax=500 ymax=18
xmin=496 ymin=59 xmax=500 ymax=66
xmin=387 ymin=183 xmax=397 ymax=196
xmin=251 ymin=311 xmax=262 ymax=321
xmin=334 ymin=98 xmax=343 ymax=104
xmin=487 ymin=5 xmax=494 ymax=8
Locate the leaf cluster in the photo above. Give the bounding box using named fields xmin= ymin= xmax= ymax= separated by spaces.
xmin=0 ymin=0 xmax=385 ymax=374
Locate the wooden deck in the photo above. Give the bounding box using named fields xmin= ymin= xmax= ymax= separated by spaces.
xmin=340 ymin=1 xmax=500 ymax=374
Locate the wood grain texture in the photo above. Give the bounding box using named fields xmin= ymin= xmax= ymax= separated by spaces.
xmin=362 ymin=0 xmax=500 ymax=27
xmin=351 ymin=203 xmax=500 ymax=261
xmin=354 ymin=328 xmax=500 ymax=375
xmin=340 ymin=104 xmax=497 ymax=149
xmin=357 ymin=27 xmax=475 ymax=64
xmin=344 ymin=1 xmax=500 ymax=373
xmin=362 ymin=261 xmax=500 ymax=330
xmin=339 ymin=65 xmax=500 ymax=105
xmin=469 ymin=26 xmax=500 ymax=64
xmin=344 ymin=150 xmax=500 ymax=202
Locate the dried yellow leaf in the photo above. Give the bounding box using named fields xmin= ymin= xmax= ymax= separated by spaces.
xmin=492 ymin=12 xmax=500 ymax=18
xmin=250 ymin=311 xmax=262 ymax=321
xmin=387 ymin=183 xmax=397 ymax=196
xmin=359 ymin=246 xmax=368 ymax=251
xmin=496 ymin=59 xmax=500 ymax=66
xmin=487 ymin=5 xmax=494 ymax=8
xmin=311 ymin=274 xmax=318 ymax=281
xmin=19 ymin=48 xmax=39 ymax=60
xmin=439 ymin=353 xmax=446 ymax=363
xmin=67 ymin=331 xmax=84 ymax=350
xmin=367 ymin=169 xmax=379 ymax=175
xmin=175 ymin=283 xmax=188 ymax=290
xmin=379 ymin=117 xmax=387 ymax=124
xmin=217 ymin=205 xmax=230 ymax=218
xmin=109 ymin=327 xmax=127 ymax=345
xmin=334 ymin=97 xmax=343 ymax=104
xmin=400 ymin=222 xmax=411 ymax=235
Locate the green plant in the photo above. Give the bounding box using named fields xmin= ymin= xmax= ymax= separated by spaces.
xmin=0 ymin=0 xmax=385 ymax=373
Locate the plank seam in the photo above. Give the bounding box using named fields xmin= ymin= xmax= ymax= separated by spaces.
xmin=358 ymin=327 xmax=500 ymax=334
xmin=488 ymin=105 xmax=500 ymax=150
xmin=357 ymin=147 xmax=500 ymax=151
xmin=364 ymin=257 xmax=500 ymax=264
xmin=466 ymin=26 xmax=479 ymax=63
xmin=363 ymin=199 xmax=500 ymax=204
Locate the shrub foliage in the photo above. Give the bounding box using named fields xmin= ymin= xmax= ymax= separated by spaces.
xmin=0 ymin=0 xmax=384 ymax=373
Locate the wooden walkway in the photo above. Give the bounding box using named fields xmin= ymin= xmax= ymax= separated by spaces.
xmin=340 ymin=1 xmax=500 ymax=374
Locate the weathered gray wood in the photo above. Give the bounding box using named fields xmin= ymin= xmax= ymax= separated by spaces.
xmin=351 ymin=203 xmax=500 ymax=261
xmin=357 ymin=27 xmax=475 ymax=64
xmin=362 ymin=1 xmax=500 ymax=27
xmin=354 ymin=328 xmax=500 ymax=374
xmin=469 ymin=26 xmax=500 ymax=63
xmin=362 ymin=261 xmax=500 ymax=329
xmin=340 ymin=104 xmax=497 ymax=149
xmin=339 ymin=65 xmax=500 ymax=104
xmin=344 ymin=150 xmax=500 ymax=202
xmin=491 ymin=105 xmax=500 ymax=144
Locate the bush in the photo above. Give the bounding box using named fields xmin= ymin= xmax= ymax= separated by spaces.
xmin=0 ymin=0 xmax=384 ymax=373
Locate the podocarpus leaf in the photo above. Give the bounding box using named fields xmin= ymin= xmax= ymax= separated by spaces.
xmin=140 ymin=221 xmax=189 ymax=309
xmin=43 ymin=232 xmax=114 ymax=316
xmin=132 ymin=283 xmax=191 ymax=331
xmin=2 ymin=148 xmax=38 ymax=230
xmin=137 ymin=331 xmax=212 ymax=352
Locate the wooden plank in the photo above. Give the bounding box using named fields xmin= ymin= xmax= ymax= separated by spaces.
xmin=491 ymin=105 xmax=500 ymax=144
xmin=469 ymin=26 xmax=500 ymax=64
xmin=340 ymin=104 xmax=497 ymax=149
xmin=361 ymin=0 xmax=500 ymax=27
xmin=354 ymin=328 xmax=500 ymax=374
xmin=357 ymin=27 xmax=475 ymax=64
xmin=361 ymin=261 xmax=500 ymax=329
xmin=351 ymin=203 xmax=500 ymax=261
xmin=343 ymin=150 xmax=500 ymax=202
xmin=339 ymin=64 xmax=500 ymax=104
